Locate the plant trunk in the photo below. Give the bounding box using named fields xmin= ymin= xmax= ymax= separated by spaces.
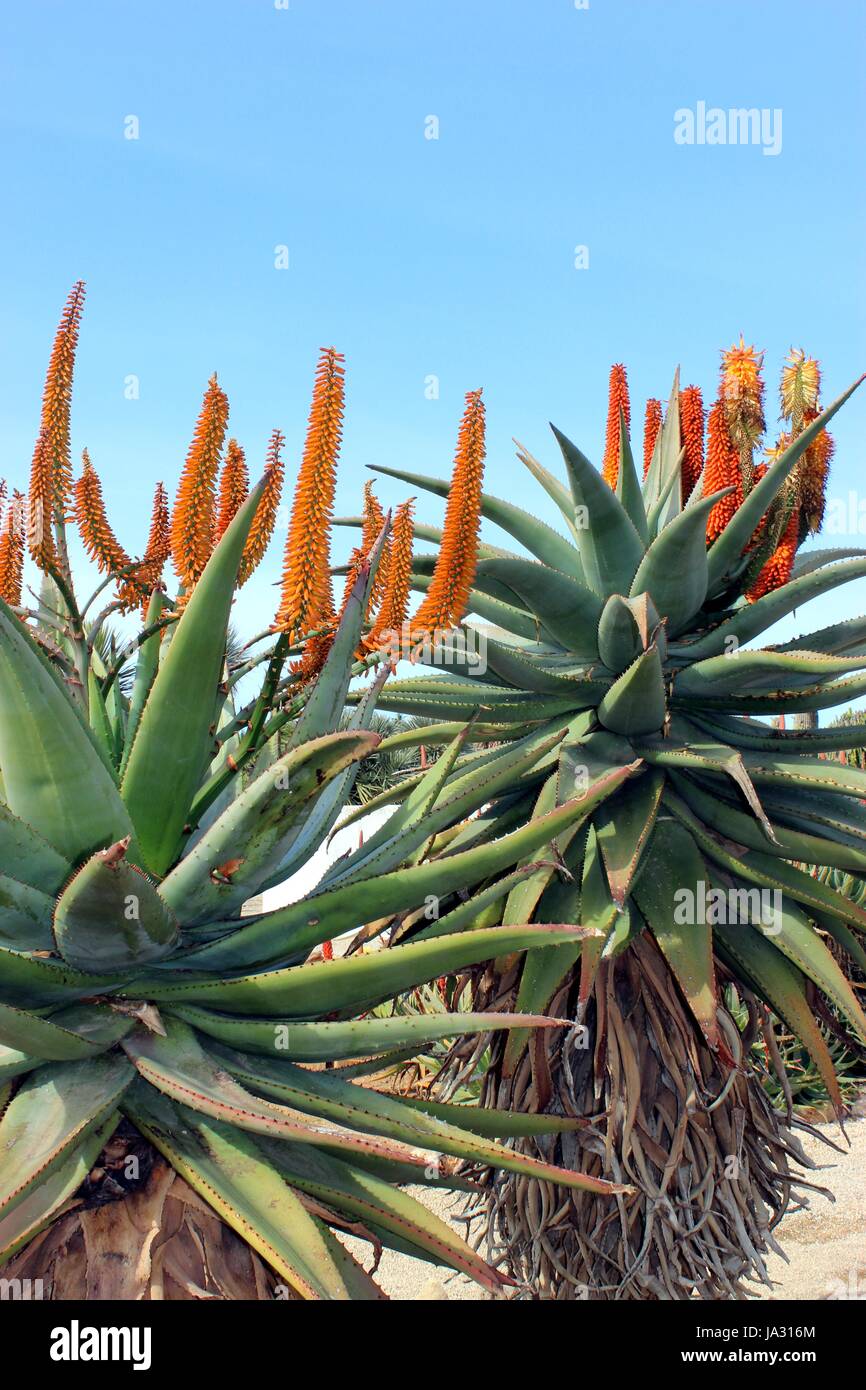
xmin=447 ymin=934 xmax=823 ymax=1300
xmin=3 ymin=1127 xmax=283 ymax=1301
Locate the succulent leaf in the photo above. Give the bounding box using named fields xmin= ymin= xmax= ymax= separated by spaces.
xmin=53 ymin=839 xmax=179 ymax=972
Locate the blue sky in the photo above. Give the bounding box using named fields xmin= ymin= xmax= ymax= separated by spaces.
xmin=1 ymin=0 xmax=864 ymax=664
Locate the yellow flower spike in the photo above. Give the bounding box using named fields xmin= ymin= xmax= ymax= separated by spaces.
xmin=781 ymin=348 xmax=821 ymax=428
xmin=40 ymin=280 xmax=86 ymax=516
xmin=764 ymin=431 xmax=793 ymax=465
xmin=678 ymin=385 xmax=705 ymax=501
xmin=0 ymin=491 xmax=25 ymax=609
xmin=73 ymin=449 xmax=131 ymax=578
xmin=238 ymin=430 xmax=285 ymax=586
xmin=274 ymin=348 xmax=345 ymax=640
xmin=410 ymin=389 xmax=485 ymax=638
xmin=27 ymin=428 xmax=58 ymax=570
xmin=214 ymin=439 xmax=249 ymax=545
xmin=642 ymin=398 xmax=662 ymax=480
xmin=171 ymin=374 xmax=230 ymax=592
xmin=601 ymin=364 xmax=631 ymax=489
xmin=704 ymin=396 xmax=741 ymax=542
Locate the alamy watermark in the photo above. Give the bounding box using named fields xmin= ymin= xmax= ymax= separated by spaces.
xmin=674 ymin=881 xmax=782 ymax=935
xmin=674 ymin=102 xmax=782 ymax=157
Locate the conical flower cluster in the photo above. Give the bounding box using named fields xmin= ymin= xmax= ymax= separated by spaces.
xmin=601 ymin=364 xmax=631 ymax=489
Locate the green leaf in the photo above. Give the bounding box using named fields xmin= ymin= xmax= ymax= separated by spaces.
xmin=368 ymin=677 xmax=576 ymax=724
xmin=0 ymin=874 xmax=55 ymax=949
xmin=669 ymin=792 xmax=866 ymax=932
xmin=120 ymin=479 xmax=266 ymax=875
xmin=515 ymin=440 xmax=583 ymax=542
xmin=382 ymin=1094 xmax=585 ymax=1138
xmin=170 ymin=1004 xmax=567 ymax=1061
xmin=595 ymin=770 xmax=664 ymax=906
xmin=160 ymin=731 xmax=380 ymax=925
xmin=633 ymin=816 xmax=719 ymax=1049
xmin=287 ymin=531 xmax=387 ymax=750
xmin=125 ymin=1084 xmax=367 ymax=1300
xmin=598 ymin=645 xmax=666 ymax=736
xmin=0 ymin=1112 xmax=119 ymax=1266
xmin=670 ymin=771 xmax=866 ymax=873
xmin=551 ymin=425 xmax=645 ymax=597
xmin=642 ymin=371 xmax=680 ymax=515
xmin=0 ymin=598 xmax=133 ymax=863
xmin=254 ymin=665 xmax=390 ymax=898
xmin=0 ymin=804 xmax=69 ymax=895
xmin=53 ymin=841 xmax=179 ymax=972
xmin=0 ymin=1053 xmax=133 ymax=1223
xmin=135 ymin=923 xmax=600 ymax=1016
xmin=255 ymin=1132 xmax=508 ymax=1289
xmin=673 ymin=556 xmax=866 ymax=662
xmin=712 ymin=919 xmax=843 ymax=1111
xmin=615 ymin=411 xmax=650 ymax=544
xmin=175 ymin=776 xmax=598 ymax=971
xmin=0 ymin=1002 xmax=133 ymax=1060
xmin=88 ymin=667 xmax=117 ymax=768
xmin=597 ymin=592 xmax=661 ymax=673
xmin=119 ymin=590 xmax=169 ymax=776
xmin=473 ymin=557 xmax=602 ymax=654
xmin=318 ymin=722 xmax=475 ymax=891
xmin=212 ymin=1041 xmax=632 ymax=1197
xmin=676 ymin=649 xmax=866 ymax=698
xmin=630 ymin=490 xmax=732 ymax=635
xmin=369 ymin=463 xmax=585 ymax=579
xmin=0 ymin=946 xmax=129 ymax=1009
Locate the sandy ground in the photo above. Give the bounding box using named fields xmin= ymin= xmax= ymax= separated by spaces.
xmin=346 ymin=1113 xmax=866 ymax=1301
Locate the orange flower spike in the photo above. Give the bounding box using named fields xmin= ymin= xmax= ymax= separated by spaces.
xmin=642 ymin=399 xmax=662 ymax=479
xmin=275 ymin=348 xmax=345 ymax=639
xmin=238 ymin=430 xmax=285 ymax=586
xmin=73 ymin=449 xmax=131 ymax=576
xmin=799 ymin=410 xmax=834 ymax=537
xmin=679 ymin=386 xmax=705 ymax=500
xmin=171 ymin=374 xmax=230 ymax=591
xmin=747 ymin=506 xmax=799 ymax=601
xmin=141 ymin=482 xmax=171 ymax=581
xmin=601 ymin=364 xmax=631 ymax=489
xmin=0 ymin=492 xmax=25 ymax=608
xmin=410 ymin=389 xmax=485 ymax=637
xmin=27 ymin=429 xmax=58 ymax=570
xmin=214 ymin=439 xmax=249 ymax=545
xmin=41 ymin=280 xmax=86 ymax=514
xmin=704 ymin=397 xmax=742 ymax=542
xmin=361 ymin=480 xmax=386 ymax=552
xmin=123 ymin=481 xmax=171 ymax=612
xmin=366 ymin=498 xmax=415 ymax=651
xmin=361 ymin=480 xmax=389 ymax=607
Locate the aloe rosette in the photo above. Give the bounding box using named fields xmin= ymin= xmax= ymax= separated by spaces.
xmin=347 ymin=360 xmax=866 ymax=1297
xmin=0 ymin=289 xmax=634 ymax=1302
xmin=11 ymin=463 xmax=651 ymax=1302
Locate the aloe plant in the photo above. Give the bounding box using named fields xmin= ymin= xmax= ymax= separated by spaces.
xmin=347 ymin=346 xmax=866 ymax=1298
xmin=0 ymin=286 xmax=630 ymax=1302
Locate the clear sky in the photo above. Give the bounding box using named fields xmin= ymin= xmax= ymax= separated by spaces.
xmin=1 ymin=0 xmax=864 ymax=666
